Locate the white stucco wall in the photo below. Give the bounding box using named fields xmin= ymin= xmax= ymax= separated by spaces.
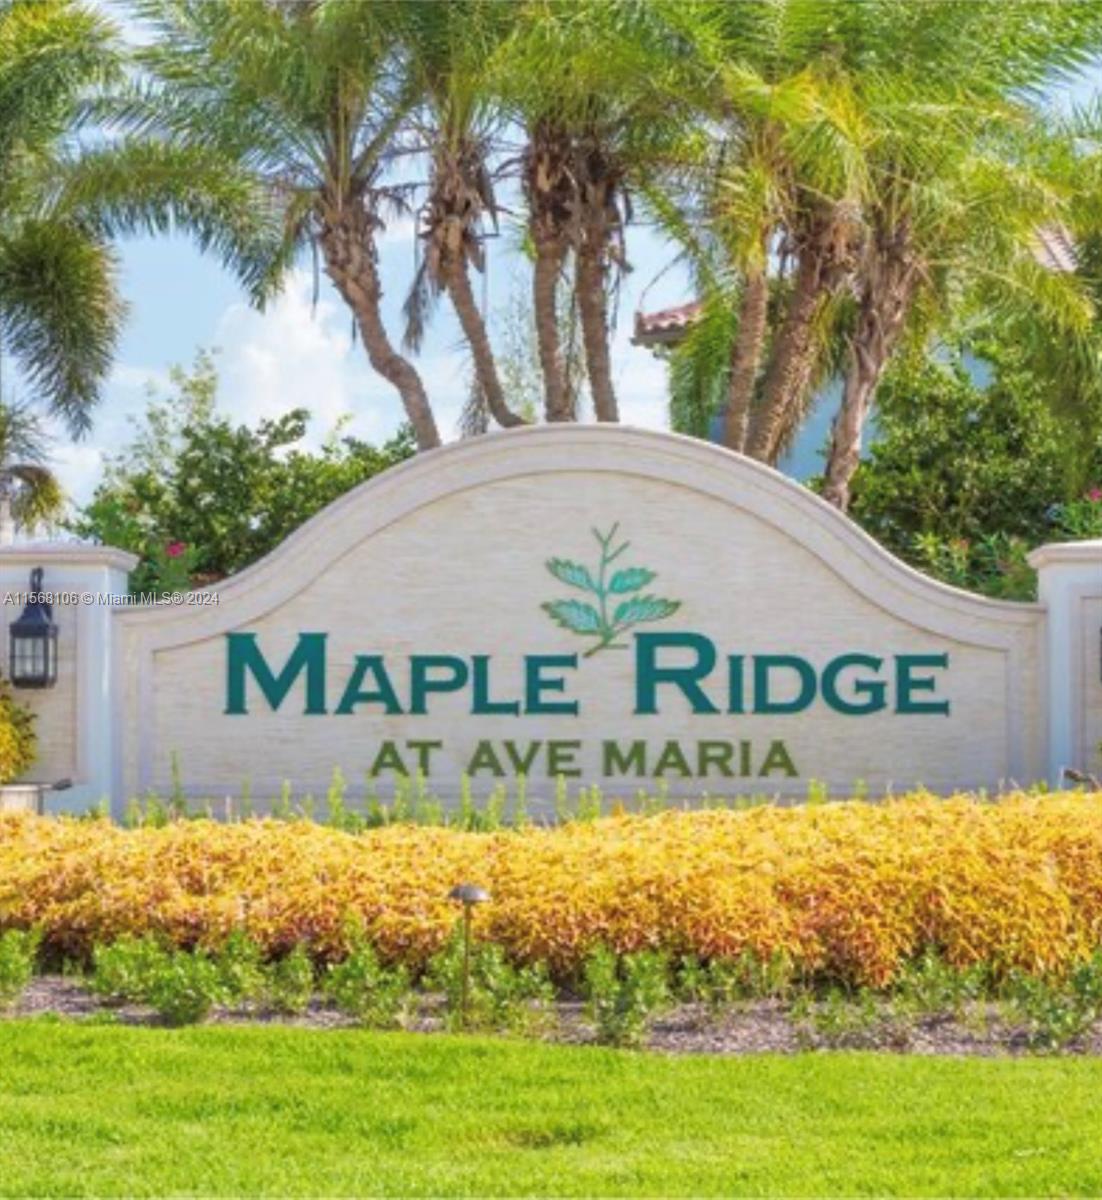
xmin=0 ymin=545 xmax=137 ymax=811
xmin=1030 ymin=539 xmax=1102 ymax=783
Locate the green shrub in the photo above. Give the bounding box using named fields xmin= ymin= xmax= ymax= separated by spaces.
xmin=1068 ymin=951 xmax=1102 ymax=1013
xmin=91 ymin=935 xmax=169 ymax=1004
xmin=0 ymin=677 xmax=36 ymax=784
xmin=1051 ymin=491 xmax=1102 ymax=541
xmin=216 ymin=930 xmax=266 ymax=1006
xmin=69 ymin=351 xmax=415 ymax=591
xmin=146 ymin=951 xmax=226 ymax=1025
xmin=673 ymin=954 xmax=710 ymax=1004
xmin=0 ymin=929 xmax=39 ymax=1008
xmin=323 ymin=942 xmax=410 ymax=1028
xmin=263 ymin=944 xmax=315 ymax=1015
xmin=893 ymin=950 xmax=989 ymax=1018
xmin=583 ymin=946 xmax=670 ymax=1047
xmin=846 ymin=342 xmax=1102 ymax=602
xmin=93 ymin=937 xmax=229 ymax=1025
xmin=674 ymin=951 xmax=793 ymax=1009
xmin=1004 ymin=956 xmax=1102 ymax=1050
xmin=801 ymin=987 xmax=885 ymax=1048
xmin=426 ymin=932 xmax=555 ymax=1034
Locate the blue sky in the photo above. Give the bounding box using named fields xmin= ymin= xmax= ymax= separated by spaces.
xmin=11 ymin=5 xmax=1101 ymax=507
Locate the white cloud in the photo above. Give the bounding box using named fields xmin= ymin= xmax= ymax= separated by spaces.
xmin=108 ymin=363 xmax=170 ymax=394
xmin=212 ymin=270 xmax=405 ymax=444
xmin=212 ymin=269 xmax=483 ymax=447
xmin=53 ymin=443 xmax=109 ymax=515
xmin=40 ymin=360 xmax=169 ymax=509
xmin=207 ymin=248 xmax=674 ymax=448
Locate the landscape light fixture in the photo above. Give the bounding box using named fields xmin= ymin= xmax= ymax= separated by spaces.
xmin=9 ymin=567 xmax=58 ymax=689
xmin=448 ymin=883 xmax=491 ymax=1028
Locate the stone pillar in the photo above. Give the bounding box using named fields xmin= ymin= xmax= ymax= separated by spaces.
xmin=1028 ymin=539 xmax=1102 ymax=787
xmin=0 ymin=545 xmax=137 ymax=813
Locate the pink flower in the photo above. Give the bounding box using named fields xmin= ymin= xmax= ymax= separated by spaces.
xmin=166 ymin=541 xmax=186 ymax=558
xmin=1088 ymin=488 xmax=1102 ymax=503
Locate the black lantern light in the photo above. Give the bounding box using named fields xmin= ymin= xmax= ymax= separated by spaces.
xmin=9 ymin=568 xmax=58 ymax=688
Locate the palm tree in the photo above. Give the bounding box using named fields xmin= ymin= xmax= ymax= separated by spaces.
xmin=0 ymin=0 xmax=125 ymax=437
xmin=0 ymin=399 xmax=64 ymax=545
xmin=820 ymin=0 xmax=1102 ymax=510
xmin=735 ymin=98 xmax=864 ymax=464
xmin=496 ymin=0 xmax=690 ymax=424
xmin=490 ymin=7 xmax=586 ymax=424
xmin=398 ymin=0 xmax=525 ymax=431
xmin=1 ymin=0 xmax=283 ymax=443
xmin=118 ymin=0 xmax=441 ymax=450
xmin=822 ymin=128 xmax=1095 ymax=510
xmin=658 ymin=1 xmax=869 ymax=461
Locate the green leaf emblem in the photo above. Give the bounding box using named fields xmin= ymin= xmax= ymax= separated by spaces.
xmin=541 ymin=524 xmax=682 ymax=657
xmin=608 ymin=567 xmax=656 ymax=593
xmin=546 ymin=558 xmax=598 ymax=593
xmin=612 ymin=595 xmax=681 ymax=625
xmin=541 ymin=599 xmax=603 ymax=635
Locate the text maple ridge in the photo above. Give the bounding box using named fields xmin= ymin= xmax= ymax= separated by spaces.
xmin=224 ymin=631 xmax=951 ymax=718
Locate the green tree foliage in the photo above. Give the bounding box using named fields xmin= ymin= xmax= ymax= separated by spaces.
xmin=70 ymin=351 xmax=414 ymax=593
xmin=4 ymin=0 xmax=1099 ymax=523
xmin=847 ymin=341 xmax=1102 ymax=599
xmin=0 ymin=675 xmax=36 ymax=784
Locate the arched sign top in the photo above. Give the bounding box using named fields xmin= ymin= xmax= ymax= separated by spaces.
xmin=115 ymin=424 xmax=1039 ymax=643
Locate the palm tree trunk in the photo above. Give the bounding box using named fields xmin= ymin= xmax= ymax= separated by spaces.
xmin=524 ymin=123 xmax=575 ymax=424
xmin=721 ymin=269 xmax=768 ymax=452
xmin=744 ymin=248 xmax=822 ymax=463
xmin=576 ymin=240 xmax=618 ymax=422
xmin=820 ymin=341 xmax=877 ymax=513
xmin=321 ymin=215 xmax=440 ymax=451
xmin=445 ymin=262 xmax=525 ymax=429
xmin=534 ymin=238 xmax=571 ymax=422
xmin=822 ymin=248 xmax=916 ymax=511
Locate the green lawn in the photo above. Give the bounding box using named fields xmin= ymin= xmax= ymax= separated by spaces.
xmin=1 ymin=1023 xmax=1101 ymax=1197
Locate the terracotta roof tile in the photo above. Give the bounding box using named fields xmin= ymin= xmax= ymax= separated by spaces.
xmin=632 ymin=301 xmax=703 ymax=346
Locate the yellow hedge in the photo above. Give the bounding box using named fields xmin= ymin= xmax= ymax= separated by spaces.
xmin=1 ymin=792 xmax=1101 ymax=985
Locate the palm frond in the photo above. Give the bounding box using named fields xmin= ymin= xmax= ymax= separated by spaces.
xmin=0 ymin=221 xmax=124 ymax=436
xmin=402 ymin=255 xmax=442 ymax=354
xmin=0 ymin=396 xmax=53 ymax=466
xmin=0 ymin=0 xmax=121 ymax=172
xmin=667 ymin=288 xmax=739 ymax=439
xmin=53 ymin=138 xmax=290 ymax=304
xmin=7 ymin=462 xmax=64 ymax=526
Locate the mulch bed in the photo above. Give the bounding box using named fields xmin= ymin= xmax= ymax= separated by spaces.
xmin=9 ymin=976 xmax=1102 ymax=1055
